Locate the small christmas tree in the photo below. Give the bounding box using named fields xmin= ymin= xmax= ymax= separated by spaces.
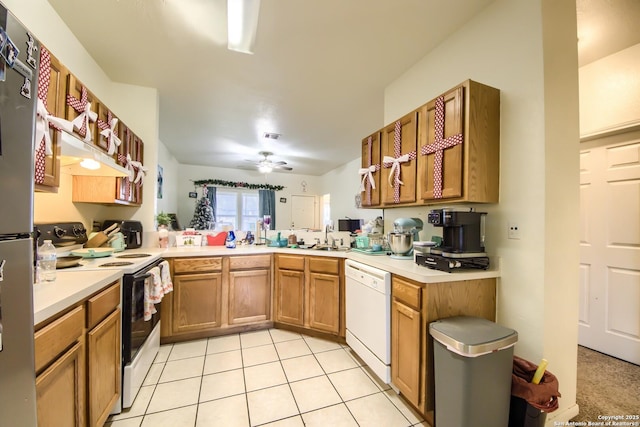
xmin=189 ymin=196 xmax=214 ymax=230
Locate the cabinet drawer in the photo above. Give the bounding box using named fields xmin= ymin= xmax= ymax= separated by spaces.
xmin=229 ymin=254 xmax=271 ymax=270
xmin=277 ymin=255 xmax=305 ymax=271
xmin=34 ymin=305 xmax=84 ymax=373
xmin=308 ymin=257 xmax=340 ymax=275
xmin=87 ymin=281 xmax=120 ymax=330
xmin=173 ymin=257 xmax=222 ymax=273
xmin=392 ymin=277 xmax=422 ymax=309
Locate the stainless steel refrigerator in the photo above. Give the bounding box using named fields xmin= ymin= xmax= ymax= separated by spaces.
xmin=0 ymin=2 xmax=39 ymax=425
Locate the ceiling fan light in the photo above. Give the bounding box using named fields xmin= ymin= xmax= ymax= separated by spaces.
xmin=227 ymin=0 xmax=261 ymax=54
xmin=258 ymin=164 xmax=273 ymax=173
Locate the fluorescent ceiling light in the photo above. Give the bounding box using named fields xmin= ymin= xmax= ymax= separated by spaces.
xmin=227 ymin=0 xmax=261 ymax=54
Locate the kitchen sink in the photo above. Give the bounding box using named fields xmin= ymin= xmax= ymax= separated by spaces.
xmin=314 ymin=246 xmax=350 ymax=252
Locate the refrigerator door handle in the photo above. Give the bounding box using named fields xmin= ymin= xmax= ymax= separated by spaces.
xmin=0 ymin=259 xmax=5 ymax=281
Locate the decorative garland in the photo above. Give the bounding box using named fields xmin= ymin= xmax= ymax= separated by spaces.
xmin=192 ymin=179 xmax=285 ymax=191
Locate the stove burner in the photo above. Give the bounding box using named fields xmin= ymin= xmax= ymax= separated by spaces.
xmin=116 ymin=253 xmax=152 ymax=259
xmin=99 ymin=261 xmax=134 ymax=267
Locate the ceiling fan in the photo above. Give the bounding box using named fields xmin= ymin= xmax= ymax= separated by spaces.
xmin=245 ymin=151 xmax=292 ymax=173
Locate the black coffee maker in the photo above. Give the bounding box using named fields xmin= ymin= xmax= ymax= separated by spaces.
xmin=416 ymin=208 xmax=490 ymax=272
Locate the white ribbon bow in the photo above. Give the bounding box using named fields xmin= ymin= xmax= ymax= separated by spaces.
xmin=130 ymin=159 xmax=148 ymax=185
xmin=124 ymin=154 xmax=135 ymax=180
xmin=35 ymin=98 xmax=74 ymax=156
xmin=71 ymin=101 xmax=98 ymax=142
xmin=100 ymin=118 xmax=122 ymax=155
xmin=383 ymin=154 xmax=410 ymax=187
xmin=359 ymin=165 xmax=376 ymax=192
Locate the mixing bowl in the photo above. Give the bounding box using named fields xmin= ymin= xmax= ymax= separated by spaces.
xmin=388 ymin=232 xmax=413 ymax=255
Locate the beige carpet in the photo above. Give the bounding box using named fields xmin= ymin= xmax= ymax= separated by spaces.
xmin=571 ymin=346 xmax=640 ymax=423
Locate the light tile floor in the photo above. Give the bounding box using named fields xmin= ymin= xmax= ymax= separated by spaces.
xmin=107 ymin=329 xmax=427 ymax=427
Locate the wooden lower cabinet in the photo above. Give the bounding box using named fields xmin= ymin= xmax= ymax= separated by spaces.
xmin=161 ymin=255 xmax=273 ymax=342
xmin=275 ymin=254 xmax=343 ymax=337
xmin=391 ymin=299 xmax=421 ymax=406
xmin=36 ymin=341 xmax=84 ymax=427
xmin=275 ymin=269 xmax=305 ymax=327
xmin=172 ymin=272 xmax=223 ymax=334
xmin=390 ymin=275 xmax=496 ymax=421
xmin=87 ymin=308 xmax=121 ymax=427
xmin=229 ymin=268 xmax=271 ymax=325
xmin=308 ymin=272 xmax=340 ymax=334
xmin=34 ymin=280 xmax=121 ymax=427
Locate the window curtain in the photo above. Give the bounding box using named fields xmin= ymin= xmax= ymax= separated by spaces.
xmin=258 ymin=189 xmax=276 ymax=230
xmin=205 ymin=186 xmax=217 ymax=224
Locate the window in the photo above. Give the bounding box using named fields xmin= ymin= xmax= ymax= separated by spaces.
xmin=216 ymin=189 xmax=259 ymax=231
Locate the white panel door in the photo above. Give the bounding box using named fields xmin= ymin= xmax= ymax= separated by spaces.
xmin=579 ymin=140 xmax=640 ymax=365
xmin=291 ymin=195 xmax=317 ymax=229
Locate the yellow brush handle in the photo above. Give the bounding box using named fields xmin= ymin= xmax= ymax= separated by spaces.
xmin=531 ymin=358 xmax=548 ymax=384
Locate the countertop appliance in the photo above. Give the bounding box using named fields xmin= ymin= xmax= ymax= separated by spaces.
xmin=0 ymin=4 xmax=39 ymax=425
xmin=420 ymin=208 xmax=490 ymax=272
xmin=338 ymin=218 xmax=363 ymax=233
xmin=345 ymin=259 xmax=392 ymax=383
xmin=388 ymin=217 xmax=423 ymax=259
xmin=103 ymin=220 xmax=143 ymax=249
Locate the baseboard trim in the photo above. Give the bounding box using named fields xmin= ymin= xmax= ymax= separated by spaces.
xmin=545 ymin=403 xmax=580 ymax=426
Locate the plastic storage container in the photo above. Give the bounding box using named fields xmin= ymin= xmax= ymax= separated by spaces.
xmin=38 ymin=240 xmax=57 ymax=282
xmin=430 ymin=316 xmax=518 ymax=427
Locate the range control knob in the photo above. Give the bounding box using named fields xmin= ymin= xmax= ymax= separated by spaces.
xmin=53 ymin=226 xmax=66 ymax=238
xmin=72 ymin=225 xmax=86 ymax=237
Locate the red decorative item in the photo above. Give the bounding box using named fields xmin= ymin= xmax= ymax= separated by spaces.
xmin=34 ymin=47 xmax=52 ymax=184
xmin=420 ymin=96 xmax=464 ymax=198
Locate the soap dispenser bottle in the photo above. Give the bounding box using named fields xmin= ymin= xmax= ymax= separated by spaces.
xmin=225 ymin=230 xmax=236 ymax=248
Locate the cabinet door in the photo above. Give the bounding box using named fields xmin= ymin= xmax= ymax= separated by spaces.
xmin=36 ymin=341 xmax=84 ymax=427
xmin=418 ymin=86 xmax=464 ymax=201
xmin=381 ymin=111 xmax=418 ymax=205
xmin=172 ymin=273 xmax=223 ymax=334
xmin=87 ymin=309 xmax=121 ymax=427
xmin=308 ymin=272 xmax=340 ymax=334
xmin=65 ymin=74 xmax=100 ymax=146
xmin=275 ymin=269 xmax=305 ymax=327
xmin=361 ymin=131 xmax=381 ymax=207
xmin=391 ymin=299 xmax=421 ymax=407
xmin=35 ymin=47 xmax=67 ymax=191
xmin=229 ymin=269 xmax=271 ymax=325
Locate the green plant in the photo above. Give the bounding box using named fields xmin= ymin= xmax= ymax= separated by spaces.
xmin=156 ymin=212 xmax=172 ymax=227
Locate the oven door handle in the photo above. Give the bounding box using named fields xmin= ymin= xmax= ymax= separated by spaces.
xmin=134 ymin=271 xmax=152 ymax=280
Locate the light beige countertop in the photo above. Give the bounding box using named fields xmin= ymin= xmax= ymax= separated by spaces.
xmin=34 ymin=245 xmax=499 ymax=326
xmin=158 ymin=245 xmax=500 ymax=284
xmin=33 ymin=269 xmax=122 ymax=326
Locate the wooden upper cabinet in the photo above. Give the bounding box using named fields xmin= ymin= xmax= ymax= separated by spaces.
xmin=65 ymin=74 xmax=100 ymax=148
xmin=380 ymin=110 xmax=418 ymax=205
xmin=418 ymin=86 xmax=464 ymax=200
xmin=360 ymin=131 xmax=382 ymax=207
xmin=417 ymin=80 xmax=500 ymax=204
xmin=96 ymin=103 xmax=119 ymax=157
xmin=34 ymin=46 xmax=68 ymax=192
xmin=115 ymin=123 xmax=144 ymax=206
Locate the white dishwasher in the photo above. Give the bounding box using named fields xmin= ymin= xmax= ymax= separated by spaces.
xmin=345 ymin=259 xmax=392 ymax=383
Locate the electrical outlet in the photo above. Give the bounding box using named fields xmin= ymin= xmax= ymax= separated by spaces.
xmin=508 ymin=222 xmax=521 ymax=239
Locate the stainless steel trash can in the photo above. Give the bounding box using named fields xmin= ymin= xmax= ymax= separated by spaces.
xmin=430 ymin=316 xmax=518 ymax=427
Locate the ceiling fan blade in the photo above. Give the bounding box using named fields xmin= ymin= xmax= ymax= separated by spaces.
xmin=273 ymin=165 xmax=293 ymax=171
xmin=272 ymin=161 xmax=287 ymax=166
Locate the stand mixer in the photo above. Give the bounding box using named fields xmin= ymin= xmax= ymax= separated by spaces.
xmin=388 ymin=218 xmax=423 ymax=259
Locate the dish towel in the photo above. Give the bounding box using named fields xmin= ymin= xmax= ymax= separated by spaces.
xmin=159 ymin=260 xmax=174 ymax=294
xmin=143 ymin=261 xmax=175 ymax=321
xmin=144 ymin=266 xmax=162 ymax=321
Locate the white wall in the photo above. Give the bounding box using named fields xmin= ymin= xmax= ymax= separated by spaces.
xmin=176 ymin=164 xmax=323 ymax=232
xmin=156 ymin=140 xmax=180 ymax=219
xmin=321 ymin=158 xmax=383 ymax=226
xmin=381 ymin=0 xmax=580 ymax=422
xmin=579 ymin=43 xmax=640 ymax=137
